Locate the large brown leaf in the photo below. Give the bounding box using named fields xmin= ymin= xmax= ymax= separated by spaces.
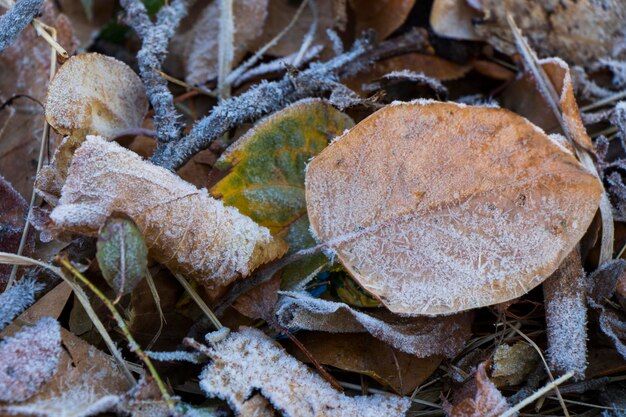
xmin=305 ymin=101 xmax=602 ymax=316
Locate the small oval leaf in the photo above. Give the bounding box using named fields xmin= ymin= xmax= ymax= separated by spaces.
xmin=96 ymin=215 xmax=148 ymax=297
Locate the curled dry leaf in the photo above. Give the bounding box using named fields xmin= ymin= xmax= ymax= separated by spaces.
xmin=185 ymin=0 xmax=269 ymax=85
xmin=275 ymin=291 xmax=472 ymax=358
xmin=0 ymin=317 xmax=61 ymax=402
xmin=305 ymin=100 xmax=602 ymax=315
xmin=445 ymin=362 xmax=514 ymax=417
xmin=429 ymin=0 xmax=482 ymax=41
xmin=199 ymin=327 xmax=410 ymax=417
xmin=211 ymin=99 xmax=353 ymax=288
xmin=45 ymin=52 xmax=148 ymax=138
xmin=286 ymin=332 xmax=442 ymax=395
xmin=49 ymin=136 xmax=287 ymax=289
xmin=96 ymin=215 xmax=149 ymax=297
xmin=349 ymin=0 xmax=416 ymax=40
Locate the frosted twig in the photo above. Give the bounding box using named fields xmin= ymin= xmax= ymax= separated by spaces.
xmin=0 ymin=0 xmax=43 ymax=52
xmin=152 ymin=28 xmax=430 ymax=170
xmin=0 ymin=278 xmax=43 ymax=331
xmin=119 ymin=0 xmax=189 ymax=144
xmin=292 ymin=0 xmax=318 ymax=67
xmin=543 ymin=250 xmax=588 ymax=378
xmin=500 ymin=371 xmax=575 ymax=417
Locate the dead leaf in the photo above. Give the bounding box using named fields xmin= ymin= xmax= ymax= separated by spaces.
xmin=0 ymin=175 xmax=34 ymax=288
xmin=199 ymin=326 xmax=410 ymax=417
xmin=429 ymin=0 xmax=482 ymax=41
xmin=48 ymin=136 xmax=287 ymax=290
xmin=349 ymin=0 xmax=415 ymax=40
xmin=233 ymin=274 xmax=281 ymax=320
xmin=185 ymin=0 xmax=269 ymax=85
xmin=0 ymin=0 xmax=76 ymax=198
xmin=45 ymin=52 xmax=148 ymax=138
xmin=491 ymin=342 xmax=539 ymax=387
xmin=275 ymin=291 xmax=472 ymax=358
xmin=305 ymin=101 xmax=602 ymax=315
xmin=211 ymin=99 xmax=353 ymax=288
xmin=0 ymin=317 xmax=61 ymax=402
xmin=286 ymin=332 xmax=442 ymax=395
xmin=256 ymin=0 xmax=337 ymax=58
xmin=473 ymin=0 xmax=626 ymax=66
xmin=445 ymin=362 xmax=514 ymax=417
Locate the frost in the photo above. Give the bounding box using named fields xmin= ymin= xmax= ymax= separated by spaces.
xmin=0 ymin=0 xmax=43 ymax=52
xmin=305 ymin=101 xmax=602 ymax=315
xmin=275 ymin=291 xmax=472 ymax=358
xmin=0 ymin=317 xmax=61 ymax=402
xmin=0 ymin=278 xmax=43 ymax=331
xmin=49 ymin=136 xmax=287 ymax=289
xmin=146 ymin=350 xmax=205 ymax=363
xmin=199 ymin=327 xmax=410 ymax=417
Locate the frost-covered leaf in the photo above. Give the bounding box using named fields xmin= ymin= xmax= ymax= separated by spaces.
xmin=199 ymin=327 xmax=410 ymax=417
xmin=185 ymin=0 xmax=268 ymax=85
xmin=445 ymin=362 xmax=514 ymax=417
xmin=96 ymin=215 xmax=148 ymax=297
xmin=49 ymin=136 xmax=287 ymax=289
xmin=0 ymin=317 xmax=61 ymax=402
xmin=305 ymin=100 xmax=602 ymax=316
xmin=349 ymin=0 xmax=415 ymax=40
xmin=0 ymin=175 xmax=35 ymax=288
xmin=491 ymin=342 xmax=539 ymax=387
xmin=45 ymin=53 xmax=148 ymax=138
xmin=275 ymin=291 xmax=472 ymax=357
xmin=286 ymin=332 xmax=442 ymax=395
xmin=211 ymin=99 xmax=353 ymax=288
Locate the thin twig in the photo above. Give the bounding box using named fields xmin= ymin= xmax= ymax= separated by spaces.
xmin=173 ymin=273 xmax=223 ymax=330
xmin=58 ymin=255 xmax=179 ymax=415
xmin=500 ymin=371 xmax=575 ymax=417
xmin=217 ymin=0 xmax=233 ymax=100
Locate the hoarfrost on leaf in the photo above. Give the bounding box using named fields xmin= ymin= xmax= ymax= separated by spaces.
xmin=199 ymin=327 xmax=410 ymax=417
xmin=48 ymin=136 xmax=287 ymax=289
xmin=305 ymin=101 xmax=602 ymax=315
xmin=0 ymin=317 xmax=61 ymax=402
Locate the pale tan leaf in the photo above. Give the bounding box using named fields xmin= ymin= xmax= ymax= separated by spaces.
xmin=275 ymin=291 xmax=472 ymax=357
xmin=199 ymin=327 xmax=410 ymax=417
xmin=49 ymin=136 xmax=287 ymax=289
xmin=185 ymin=0 xmax=269 ymax=85
xmin=491 ymin=342 xmax=539 ymax=387
xmin=305 ymin=100 xmax=602 ymax=316
xmin=45 ymin=53 xmax=148 ymax=138
xmin=429 ymin=0 xmax=482 ymax=41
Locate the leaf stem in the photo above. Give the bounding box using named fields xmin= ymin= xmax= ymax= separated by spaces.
xmin=56 ymin=255 xmax=179 ymax=415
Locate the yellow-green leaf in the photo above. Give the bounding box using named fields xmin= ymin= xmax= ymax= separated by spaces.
xmin=211 ymin=99 xmax=353 ymax=288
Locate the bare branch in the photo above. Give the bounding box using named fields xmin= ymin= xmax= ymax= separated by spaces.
xmin=0 ymin=0 xmax=43 ymax=52
xmin=120 ymin=0 xmax=189 ymax=143
xmin=151 ymin=28 xmax=429 ymax=171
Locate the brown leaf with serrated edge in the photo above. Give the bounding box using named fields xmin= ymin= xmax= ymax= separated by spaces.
xmin=199 ymin=327 xmax=410 ymax=417
xmin=49 ymin=136 xmax=287 ymax=289
xmin=0 ymin=175 xmax=34 ymax=289
xmin=275 ymin=291 xmax=472 ymax=358
xmin=286 ymin=332 xmax=442 ymax=395
xmin=305 ymin=101 xmax=602 ymax=316
xmin=349 ymin=0 xmax=415 ymax=40
xmin=445 ymin=362 xmax=514 ymax=417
